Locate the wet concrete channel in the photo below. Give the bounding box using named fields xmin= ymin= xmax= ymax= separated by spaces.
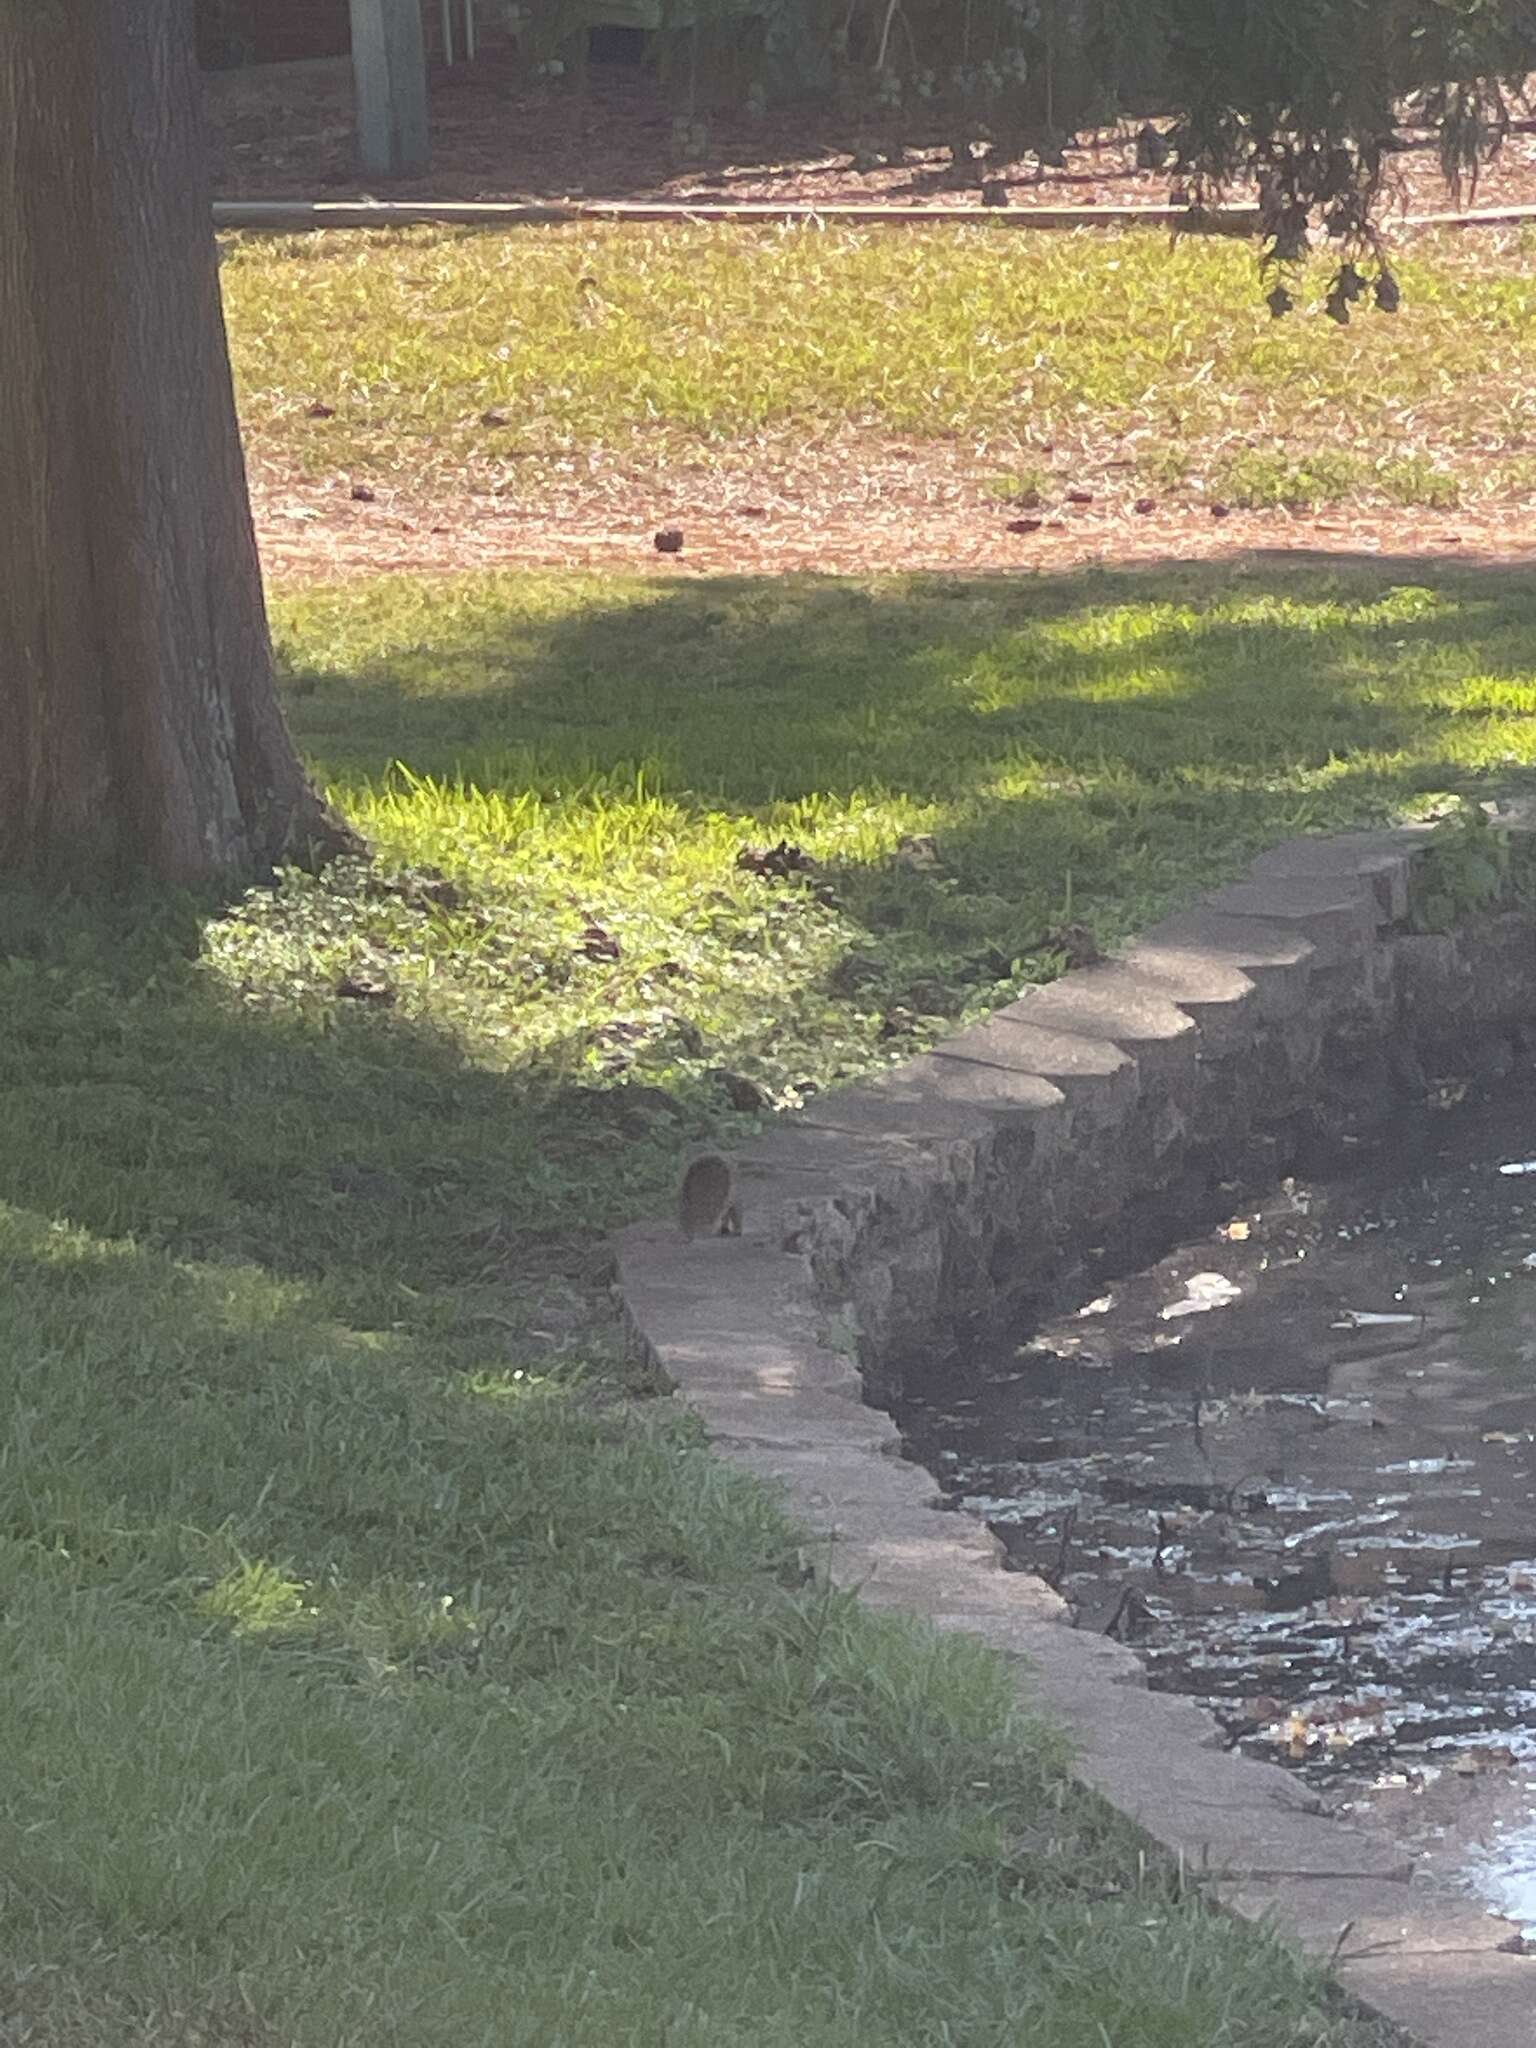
xmin=898 ymin=1082 xmax=1536 ymax=1939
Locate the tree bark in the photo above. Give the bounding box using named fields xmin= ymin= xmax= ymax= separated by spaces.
xmin=0 ymin=0 xmax=356 ymax=885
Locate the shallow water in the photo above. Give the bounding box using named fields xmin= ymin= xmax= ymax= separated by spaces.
xmin=898 ymin=1085 xmax=1536 ymax=1933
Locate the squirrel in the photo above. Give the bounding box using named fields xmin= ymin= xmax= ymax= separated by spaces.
xmin=678 ymin=1152 xmax=741 ymax=1239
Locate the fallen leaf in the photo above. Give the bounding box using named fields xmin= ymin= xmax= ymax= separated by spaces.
xmin=737 ymin=839 xmax=816 ymax=881
xmin=335 ymin=974 xmax=395 ymax=1005
xmin=896 ymin=833 xmax=941 ymax=869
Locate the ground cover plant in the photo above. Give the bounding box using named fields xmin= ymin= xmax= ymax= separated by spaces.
xmin=4 ymin=552 xmax=1533 ymax=2040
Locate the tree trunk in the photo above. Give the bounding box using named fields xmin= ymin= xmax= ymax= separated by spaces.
xmin=0 ymin=0 xmax=356 ymax=886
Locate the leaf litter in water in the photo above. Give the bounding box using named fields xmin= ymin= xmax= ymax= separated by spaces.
xmin=899 ymin=1084 xmax=1536 ymax=1932
xmin=1159 ymin=1271 xmax=1242 ymax=1320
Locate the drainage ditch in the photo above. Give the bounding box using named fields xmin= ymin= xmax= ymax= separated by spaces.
xmin=898 ymin=1080 xmax=1536 ymax=1938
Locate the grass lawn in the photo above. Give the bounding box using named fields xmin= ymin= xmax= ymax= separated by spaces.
xmin=4 ymin=554 xmax=1534 ymax=2040
xmin=223 ymin=221 xmax=1536 ymax=515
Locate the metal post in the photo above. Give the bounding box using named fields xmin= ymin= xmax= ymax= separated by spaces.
xmin=349 ymin=0 xmax=431 ymax=177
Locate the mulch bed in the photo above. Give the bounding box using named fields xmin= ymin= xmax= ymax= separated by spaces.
xmin=252 ymin=461 xmax=1536 ymax=585
xmin=206 ymin=52 xmax=1536 ymax=220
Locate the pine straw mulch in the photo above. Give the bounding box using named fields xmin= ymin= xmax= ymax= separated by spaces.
xmin=251 ymin=441 xmax=1536 ymax=584
xmin=207 ymin=53 xmax=1536 ymax=222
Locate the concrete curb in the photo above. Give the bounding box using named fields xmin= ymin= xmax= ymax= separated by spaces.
xmin=212 ymin=197 xmax=1536 ymax=237
xmin=212 ymin=196 xmax=1261 ymax=232
xmin=618 ymin=813 xmax=1536 ymax=2048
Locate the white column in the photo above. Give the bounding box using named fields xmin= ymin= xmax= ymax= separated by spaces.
xmin=349 ymin=0 xmax=430 ymax=177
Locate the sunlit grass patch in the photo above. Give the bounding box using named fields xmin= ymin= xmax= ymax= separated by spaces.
xmin=224 ymin=219 xmax=1536 ymax=509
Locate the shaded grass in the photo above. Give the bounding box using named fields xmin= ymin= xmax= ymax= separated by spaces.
xmin=7 ymin=555 xmax=1525 ymax=2040
xmin=0 ymin=1088 xmax=1395 ymax=2047
xmin=223 ymin=220 xmax=1536 ymax=508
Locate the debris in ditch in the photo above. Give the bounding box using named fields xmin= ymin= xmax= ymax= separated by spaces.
xmin=897 ymin=1082 xmax=1536 ymax=1931
xmin=1104 ymin=1585 xmax=1158 ymax=1639
xmin=1377 ymin=1456 xmax=1474 ymax=1475
xmin=1160 ymin=1271 xmax=1242 ymax=1319
xmin=1332 ymin=1310 xmax=1421 ymax=1329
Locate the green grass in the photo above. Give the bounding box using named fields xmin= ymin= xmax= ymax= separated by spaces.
xmin=223 ymin=220 xmax=1536 ymax=508
xmin=0 ymin=1219 xmax=1398 ymax=2048
xmin=1213 ymin=448 xmax=1462 ymax=511
xmin=16 ymin=554 xmax=1536 ymax=2040
xmin=255 ymin=560 xmax=1536 ymax=1151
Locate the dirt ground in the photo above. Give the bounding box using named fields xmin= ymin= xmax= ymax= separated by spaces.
xmin=251 ymin=465 xmax=1536 ymax=585
xmin=205 ymin=50 xmax=1536 ymax=218
xmin=243 ymin=355 xmax=1536 ymax=589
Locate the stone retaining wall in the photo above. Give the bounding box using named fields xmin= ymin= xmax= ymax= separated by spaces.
xmin=617 ymin=817 xmax=1536 ymax=2048
xmin=708 ymin=824 xmax=1536 ymax=1392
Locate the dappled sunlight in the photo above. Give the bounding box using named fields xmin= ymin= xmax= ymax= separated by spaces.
xmin=7 ymin=564 xmax=1512 ymax=1226
xmin=8 ymin=560 xmax=1536 ymax=1621
xmin=197 ymin=1558 xmax=312 ymax=1637
xmin=6 ymin=556 xmax=1521 ymax=2041
xmin=235 ymin=559 xmax=1536 ymax=1139
xmin=15 ymin=561 xmax=1529 ymax=1573
xmin=461 ymin=1365 xmax=552 ymax=1403
xmin=274 ymin=562 xmax=1536 ymax=807
xmin=2 ymin=1140 xmax=1176 ymax=2048
xmin=0 ymin=1184 xmax=785 ymax=1657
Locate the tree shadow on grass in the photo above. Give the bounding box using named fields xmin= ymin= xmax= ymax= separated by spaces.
xmin=279 ymin=552 xmax=1536 ymax=812
xmin=0 ymin=882 xmax=634 ymax=1330
xmin=2 ymin=552 xmax=1533 ymax=1363
xmin=0 ymin=550 xmax=1454 ymax=2048
xmin=277 ymin=550 xmax=1536 ymax=1011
